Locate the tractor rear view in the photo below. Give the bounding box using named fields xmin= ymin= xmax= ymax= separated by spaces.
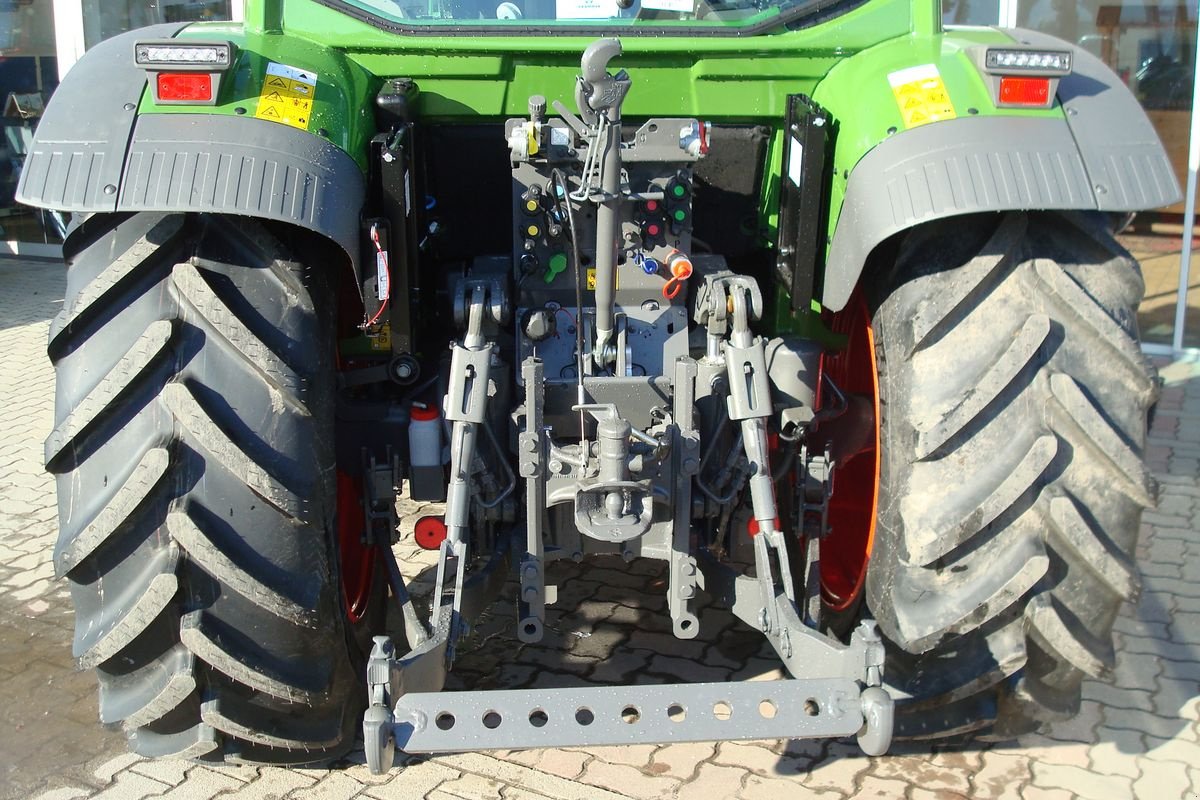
xmin=17 ymin=0 xmax=1177 ymax=770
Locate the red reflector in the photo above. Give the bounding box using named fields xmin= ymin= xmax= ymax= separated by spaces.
xmin=415 ymin=515 xmax=448 ymax=550
xmin=999 ymin=76 xmax=1051 ymax=106
xmin=156 ymin=72 xmax=213 ymax=102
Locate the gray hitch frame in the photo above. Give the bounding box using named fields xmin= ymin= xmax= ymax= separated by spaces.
xmin=361 ymin=37 xmax=895 ymax=774
xmin=363 ymin=282 xmax=891 ymax=769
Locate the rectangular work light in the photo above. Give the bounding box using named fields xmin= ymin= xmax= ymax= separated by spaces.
xmin=985 ymin=49 xmax=1072 ymax=74
xmin=135 ymin=42 xmax=234 ymax=67
xmin=134 ymin=40 xmax=236 ymax=106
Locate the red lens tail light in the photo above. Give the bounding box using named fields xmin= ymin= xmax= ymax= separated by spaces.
xmin=156 ymin=72 xmax=213 ymax=102
xmin=999 ymin=76 xmax=1051 ymax=106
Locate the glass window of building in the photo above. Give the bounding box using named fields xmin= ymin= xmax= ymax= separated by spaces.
xmin=1 ymin=0 xmax=60 ymax=249
xmin=82 ymin=1 xmax=233 ymax=50
xmin=1 ymin=0 xmax=233 ymax=255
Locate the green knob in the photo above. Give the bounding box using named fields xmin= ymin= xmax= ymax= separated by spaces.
xmin=673 ymin=209 xmax=687 ymax=222
xmin=672 ymin=183 xmax=687 ymax=198
xmin=544 ymin=252 xmax=568 ymax=283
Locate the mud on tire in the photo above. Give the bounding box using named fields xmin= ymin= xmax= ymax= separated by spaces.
xmin=863 ymin=211 xmax=1156 ymax=739
xmin=47 ymin=212 xmax=363 ymax=762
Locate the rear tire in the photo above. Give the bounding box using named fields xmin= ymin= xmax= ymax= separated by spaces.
xmin=48 ymin=212 xmax=369 ymax=762
xmin=862 ymin=211 xmax=1155 ymax=739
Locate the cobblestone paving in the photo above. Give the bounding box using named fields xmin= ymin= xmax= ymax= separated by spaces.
xmin=1 ymin=255 xmax=1198 ymax=800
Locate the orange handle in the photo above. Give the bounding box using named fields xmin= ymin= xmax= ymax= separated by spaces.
xmin=662 ymin=252 xmax=693 ymax=301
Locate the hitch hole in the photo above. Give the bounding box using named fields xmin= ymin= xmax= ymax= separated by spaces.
xmin=576 ymin=707 xmax=595 ymax=726
xmin=680 ymin=619 xmax=693 ymax=631
xmin=529 ymin=709 xmax=549 ymax=728
xmin=804 ymin=699 xmax=820 ymax=717
xmin=483 ymin=711 xmax=503 ymax=729
xmin=758 ymin=700 xmax=777 ymax=719
xmin=621 ymin=705 xmax=641 ymax=724
xmin=667 ymin=703 xmax=686 ymax=723
xmin=435 ymin=712 xmax=456 ymax=731
xmin=523 ymin=622 xmax=539 ymax=637
xmin=713 ymin=701 xmax=732 ymax=721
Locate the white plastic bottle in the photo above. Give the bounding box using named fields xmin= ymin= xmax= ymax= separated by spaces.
xmin=408 ymin=404 xmax=445 ymax=501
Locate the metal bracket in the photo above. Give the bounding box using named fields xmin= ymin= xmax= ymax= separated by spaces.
xmin=776 ymin=94 xmax=832 ymax=313
xmin=452 ymin=278 xmax=509 ymax=330
xmin=698 ymin=550 xmax=887 ymax=687
xmin=669 ymin=356 xmax=702 ymax=639
xmin=519 ymin=356 xmax=548 ymax=643
xmin=445 ymin=346 xmax=492 ymax=425
xmin=363 ymin=537 xmax=512 ymax=774
xmin=724 ymin=341 xmax=772 ymax=422
xmin=361 ymin=449 xmax=401 ymax=544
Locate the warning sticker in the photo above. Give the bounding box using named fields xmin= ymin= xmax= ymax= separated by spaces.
xmin=888 ymin=64 xmax=956 ymax=129
xmin=370 ymin=323 xmax=392 ymax=351
xmin=255 ymin=62 xmax=317 ymax=130
xmin=585 ymin=268 xmax=618 ymax=291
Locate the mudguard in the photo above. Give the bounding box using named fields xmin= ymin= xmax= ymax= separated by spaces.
xmin=820 ymin=30 xmax=1181 ymax=312
xmin=16 ymin=26 xmax=364 ymax=273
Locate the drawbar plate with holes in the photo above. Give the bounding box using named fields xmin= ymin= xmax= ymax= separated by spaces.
xmin=390 ymin=678 xmax=863 ymax=752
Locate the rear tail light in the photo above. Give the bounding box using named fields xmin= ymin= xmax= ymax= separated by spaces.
xmin=998 ymin=76 xmax=1051 ymax=106
xmin=156 ymin=72 xmax=213 ymax=102
xmin=134 ymin=39 xmax=234 ymax=106
xmin=972 ymin=45 xmax=1072 ymax=110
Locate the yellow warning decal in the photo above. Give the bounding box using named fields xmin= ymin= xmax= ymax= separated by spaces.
xmin=255 ymin=62 xmax=317 ymax=130
xmin=888 ymin=64 xmax=956 ymax=129
xmin=585 ymin=268 xmax=618 ymax=291
xmin=370 ymin=323 xmax=392 ymax=351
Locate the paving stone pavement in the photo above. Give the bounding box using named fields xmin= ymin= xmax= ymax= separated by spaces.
xmin=1 ymin=254 xmax=1198 ymax=800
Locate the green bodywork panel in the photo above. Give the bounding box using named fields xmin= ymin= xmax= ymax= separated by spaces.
xmin=139 ymin=0 xmax=1070 ymax=332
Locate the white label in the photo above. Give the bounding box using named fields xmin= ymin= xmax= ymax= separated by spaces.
xmin=642 ymin=0 xmax=693 ymax=10
xmin=788 ymin=137 xmax=804 ymax=187
xmin=404 ymin=170 xmax=412 ymax=217
xmin=556 ymin=0 xmax=619 ymax=19
xmin=266 ymin=61 xmax=318 ymax=87
xmin=376 ymin=250 xmax=390 ymax=300
xmin=887 ymin=63 xmax=939 ymax=89
xmin=550 ymin=126 xmax=570 ymax=146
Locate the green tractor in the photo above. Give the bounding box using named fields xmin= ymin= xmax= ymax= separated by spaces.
xmin=19 ymin=0 xmax=1177 ymax=769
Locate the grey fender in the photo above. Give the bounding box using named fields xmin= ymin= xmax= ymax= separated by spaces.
xmin=17 ymin=26 xmax=364 ymax=273
xmin=821 ymin=30 xmax=1181 ymax=312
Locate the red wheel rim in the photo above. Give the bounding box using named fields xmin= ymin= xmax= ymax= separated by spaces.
xmin=818 ymin=293 xmax=880 ymax=612
xmin=337 ymin=471 xmax=377 ymax=623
